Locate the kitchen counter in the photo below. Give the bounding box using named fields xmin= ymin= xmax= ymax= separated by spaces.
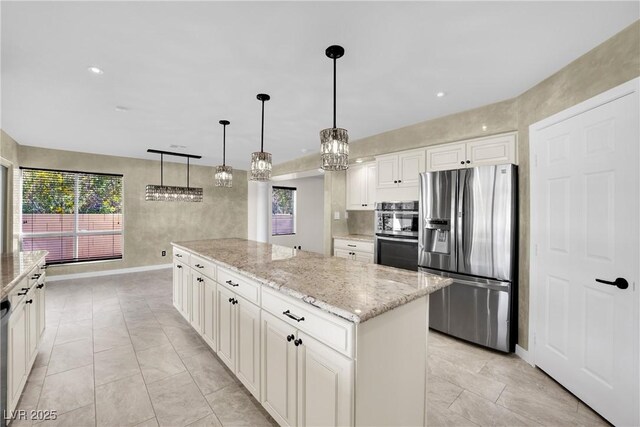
xmin=333 ymin=234 xmax=375 ymax=243
xmin=0 ymin=250 xmax=48 ymax=299
xmin=172 ymin=238 xmax=451 ymax=323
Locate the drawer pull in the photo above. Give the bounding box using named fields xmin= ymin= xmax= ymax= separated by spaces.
xmin=283 ymin=310 xmax=305 ymax=322
xmin=37 ymin=284 xmax=44 ymax=289
xmin=177 ymin=265 xmax=182 ymax=269
xmin=347 ymin=244 xmax=356 ymax=247
xmin=195 ymin=264 xmax=204 ymax=269
xmin=32 ymin=273 xmax=41 ymax=279
xmin=294 ymin=338 xmax=303 ymax=347
xmin=226 ymin=280 xmax=239 ymax=287
xmin=17 ymin=291 xmax=28 ymax=296
xmin=176 ymin=254 xmax=183 ymax=258
xmin=287 ymin=334 xmax=295 ymax=342
xmin=197 ymin=277 xmax=203 ymax=282
xmin=26 ymin=299 xmax=33 ymax=304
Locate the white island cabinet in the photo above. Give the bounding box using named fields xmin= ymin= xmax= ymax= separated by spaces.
xmin=172 ymin=239 xmax=451 ymax=427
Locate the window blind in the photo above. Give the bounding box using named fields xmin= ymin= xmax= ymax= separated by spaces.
xmin=272 ymin=186 xmax=296 ymax=236
xmin=21 ymin=168 xmax=123 ymax=265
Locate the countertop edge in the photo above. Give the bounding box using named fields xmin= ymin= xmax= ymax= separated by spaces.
xmin=171 ymin=242 xmax=451 ymax=323
xmin=332 ymin=234 xmax=375 ymax=243
xmin=1 ymin=251 xmax=48 ymax=300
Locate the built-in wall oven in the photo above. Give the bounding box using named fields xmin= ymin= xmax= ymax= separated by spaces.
xmin=374 ymin=201 xmax=419 ymax=271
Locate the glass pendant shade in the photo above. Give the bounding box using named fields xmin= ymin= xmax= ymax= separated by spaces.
xmin=250 ymin=151 xmax=272 ymax=181
xmin=214 ymin=165 xmax=233 ymax=188
xmin=320 ymin=127 xmax=349 ymax=171
xmin=145 ymin=185 xmax=203 ymax=202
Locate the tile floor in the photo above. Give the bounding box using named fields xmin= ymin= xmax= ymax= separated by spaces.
xmin=9 ymin=269 xmax=610 ymax=427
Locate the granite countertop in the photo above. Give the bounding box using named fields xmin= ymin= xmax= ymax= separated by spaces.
xmin=1 ymin=251 xmax=48 ymax=299
xmin=172 ymin=239 xmax=451 ymax=323
xmin=333 ymin=234 xmax=375 ymax=243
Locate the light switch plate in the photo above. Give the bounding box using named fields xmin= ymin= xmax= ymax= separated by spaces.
xmin=334 ymin=211 xmax=340 ymax=220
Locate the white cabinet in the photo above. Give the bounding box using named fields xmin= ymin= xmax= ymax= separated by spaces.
xmin=190 ymin=273 xmax=204 ymax=334
xmin=334 ymin=238 xmax=374 ymax=265
xmin=36 ymin=280 xmax=46 ymax=338
xmin=202 ymin=279 xmax=216 ymax=350
xmin=261 ymin=311 xmax=354 ymax=427
xmin=173 ymin=262 xmax=183 ymax=311
xmin=8 ymin=299 xmax=28 ymax=413
xmin=376 ymin=149 xmax=425 ymax=189
xmin=217 ymin=281 xmax=261 ymax=400
xmin=346 ymin=163 xmax=376 ymax=210
xmin=26 ymin=295 xmax=38 ymax=365
xmin=425 ymin=133 xmax=517 ymax=171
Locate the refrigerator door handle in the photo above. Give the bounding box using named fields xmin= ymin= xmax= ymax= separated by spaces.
xmin=457 ymin=169 xmax=466 ymax=272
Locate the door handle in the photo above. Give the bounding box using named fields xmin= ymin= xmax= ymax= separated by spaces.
xmin=595 ymin=277 xmax=629 ymax=290
xmin=283 ymin=310 xmax=305 ymax=322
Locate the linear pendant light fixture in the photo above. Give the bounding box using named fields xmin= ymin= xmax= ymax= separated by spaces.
xmin=320 ymin=45 xmax=349 ymax=171
xmin=250 ymin=93 xmax=272 ymax=181
xmin=145 ymin=149 xmax=203 ymax=202
xmin=214 ymin=120 xmax=233 ymax=188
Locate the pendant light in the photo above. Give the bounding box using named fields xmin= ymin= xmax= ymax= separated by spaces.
xmin=214 ymin=120 xmax=233 ymax=188
xmin=320 ymin=45 xmax=349 ymax=171
xmin=250 ymin=93 xmax=272 ymax=181
xmin=145 ymin=149 xmax=203 ymax=202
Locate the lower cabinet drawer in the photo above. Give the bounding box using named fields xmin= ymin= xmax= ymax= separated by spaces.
xmin=334 ymin=239 xmax=374 ymax=254
xmin=218 ymin=267 xmax=260 ymax=306
xmin=190 ymin=254 xmax=216 ymax=280
xmin=173 ymin=247 xmax=190 ymax=264
xmin=261 ymin=287 xmax=354 ymax=358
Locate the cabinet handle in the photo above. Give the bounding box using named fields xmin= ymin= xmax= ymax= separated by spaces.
xmin=177 ymin=265 xmax=182 ymax=269
xmin=294 ymin=338 xmax=303 ymax=347
xmin=398 ymin=180 xmax=402 ymax=183
xmin=283 ymin=310 xmax=305 ymax=322
xmin=197 ymin=277 xmax=203 ymax=282
xmin=37 ymin=284 xmax=44 ymax=289
xmin=228 ymin=297 xmax=234 ymax=303
xmin=347 ymin=244 xmax=356 ymax=247
xmin=176 ymin=254 xmax=182 ymax=258
xmin=195 ymin=264 xmax=204 ymax=269
xmin=466 ymin=160 xmax=470 ymax=164
xmin=393 ymin=180 xmax=398 ymax=183
xmin=233 ymin=299 xmax=238 ymax=305
xmin=18 ymin=291 xmax=28 ymax=296
xmin=41 ymin=265 xmax=47 ymax=270
xmin=32 ymin=273 xmax=41 ymax=279
xmin=460 ymin=161 xmax=465 ymax=165
xmin=226 ymin=280 xmax=239 ymax=287
xmin=26 ymin=299 xmax=33 ymax=304
xmin=287 ymin=334 xmax=295 ymax=342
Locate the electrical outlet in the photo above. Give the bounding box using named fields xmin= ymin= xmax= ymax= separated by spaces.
xmin=161 ymin=250 xmax=166 ymax=257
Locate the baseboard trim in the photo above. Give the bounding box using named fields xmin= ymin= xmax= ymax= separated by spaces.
xmin=47 ymin=263 xmax=172 ymax=282
xmin=515 ymin=344 xmax=534 ymax=366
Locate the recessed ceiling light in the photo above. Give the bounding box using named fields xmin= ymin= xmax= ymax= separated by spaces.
xmin=355 ymin=159 xmax=363 ymax=163
xmin=87 ymin=66 xmax=104 ymax=75
xmin=436 ymin=91 xmax=446 ymax=98
xmin=115 ymin=106 xmax=128 ymax=112
xmin=482 ymin=124 xmax=488 ymax=131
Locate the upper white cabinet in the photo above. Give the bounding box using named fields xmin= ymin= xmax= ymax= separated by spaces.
xmin=376 ymin=148 xmax=426 ymax=189
xmin=426 ymin=133 xmax=517 ymax=171
xmin=346 ymin=162 xmax=376 ymax=210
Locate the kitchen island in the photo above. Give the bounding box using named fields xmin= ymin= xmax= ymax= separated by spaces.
xmin=171 ymin=238 xmax=451 ymax=426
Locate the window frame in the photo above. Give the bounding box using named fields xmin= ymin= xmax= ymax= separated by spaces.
xmin=20 ymin=167 xmax=124 ymax=265
xmin=271 ymin=185 xmax=297 ymax=236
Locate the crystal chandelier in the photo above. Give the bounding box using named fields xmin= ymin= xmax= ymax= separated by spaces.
xmin=214 ymin=120 xmax=233 ymax=188
xmin=145 ymin=149 xmax=203 ymax=202
xmin=320 ymin=45 xmax=349 ymax=171
xmin=250 ymin=94 xmax=272 ymax=181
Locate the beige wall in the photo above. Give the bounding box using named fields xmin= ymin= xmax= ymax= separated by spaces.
xmin=272 ymin=20 xmax=640 ymax=350
xmin=7 ymin=141 xmax=248 ymax=276
xmin=347 ymin=211 xmax=374 ymax=236
xmin=0 ymin=130 xmax=20 ymax=253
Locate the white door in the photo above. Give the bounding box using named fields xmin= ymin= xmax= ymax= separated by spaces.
xmin=426 ymin=142 xmax=466 ymax=171
xmin=202 ymin=279 xmax=216 ymax=350
xmin=334 ymin=249 xmax=353 ymax=260
xmin=346 ymin=165 xmax=364 ymax=210
xmin=376 ymin=155 xmax=397 ymax=189
xmin=354 ymin=252 xmax=373 ymax=264
xmin=236 ymin=296 xmax=261 ymax=400
xmin=531 ymin=80 xmax=639 ymax=427
xmin=398 ymin=150 xmax=425 ymax=187
xmin=8 ymin=301 xmax=28 ymax=412
xmin=216 ymin=285 xmax=236 ymax=371
xmin=296 ymin=331 xmax=353 ymax=427
xmin=467 ymin=134 xmax=516 ymax=167
xmin=261 ymin=311 xmax=297 ymax=426
xmin=190 ymin=274 xmax=203 ymax=334
xmin=364 ymin=163 xmax=377 ymax=210
xmin=180 ymin=264 xmax=190 ymax=317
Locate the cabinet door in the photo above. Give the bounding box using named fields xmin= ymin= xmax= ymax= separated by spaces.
xmin=173 ymin=262 xmax=183 ymax=311
xmin=261 ymin=311 xmax=297 ymax=426
xmin=364 ymin=163 xmax=377 ymax=209
xmin=398 ymin=150 xmax=425 ymax=187
xmin=8 ymin=301 xmax=28 ymax=413
xmin=180 ymin=264 xmax=190 ymax=317
xmin=216 ymin=285 xmax=236 ymax=371
xmin=190 ymin=274 xmax=203 ymax=334
xmin=346 ymin=165 xmax=364 ymax=210
xmin=297 ymin=332 xmax=354 ymax=427
xmin=37 ymin=282 xmax=46 ymax=338
xmin=334 ymin=249 xmax=352 ymax=260
xmin=426 ymin=142 xmax=466 ymax=171
xmin=202 ymin=279 xmax=216 ymax=350
xmin=236 ymin=296 xmax=261 ymax=400
xmin=27 ymin=295 xmax=38 ymax=365
xmin=376 ymin=155 xmax=398 ymax=189
xmin=354 ymin=252 xmax=374 ymax=264
xmin=467 ymin=134 xmax=516 ymax=166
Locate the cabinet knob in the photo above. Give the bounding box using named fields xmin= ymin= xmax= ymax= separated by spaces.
xmin=398 ymin=180 xmax=402 ymax=183
xmin=176 ymin=254 xmax=182 ymax=258
xmin=393 ymin=180 xmax=398 ymax=183
xmin=26 ymin=299 xmax=33 ymax=304
xmin=460 ymin=161 xmax=465 ymax=165
xmin=228 ymin=297 xmax=234 ymax=303
xmin=294 ymin=338 xmax=303 ymax=347
xmin=197 ymin=277 xmax=203 ymax=282
xmin=466 ymin=160 xmax=471 ymax=164
xmin=177 ymin=265 xmax=182 ymax=269
xmin=287 ymin=334 xmax=295 ymax=342
xmin=37 ymin=284 xmax=44 ymax=289
xmin=233 ymin=299 xmax=238 ymax=305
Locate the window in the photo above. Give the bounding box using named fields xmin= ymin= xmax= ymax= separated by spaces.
xmin=21 ymin=168 xmax=123 ymax=265
xmin=272 ymin=186 xmax=296 ymax=236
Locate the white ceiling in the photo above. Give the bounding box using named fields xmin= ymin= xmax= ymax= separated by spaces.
xmin=2 ymin=1 xmax=638 ymax=169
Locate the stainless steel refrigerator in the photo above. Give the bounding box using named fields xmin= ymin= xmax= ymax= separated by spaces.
xmin=419 ymin=164 xmax=517 ymax=352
